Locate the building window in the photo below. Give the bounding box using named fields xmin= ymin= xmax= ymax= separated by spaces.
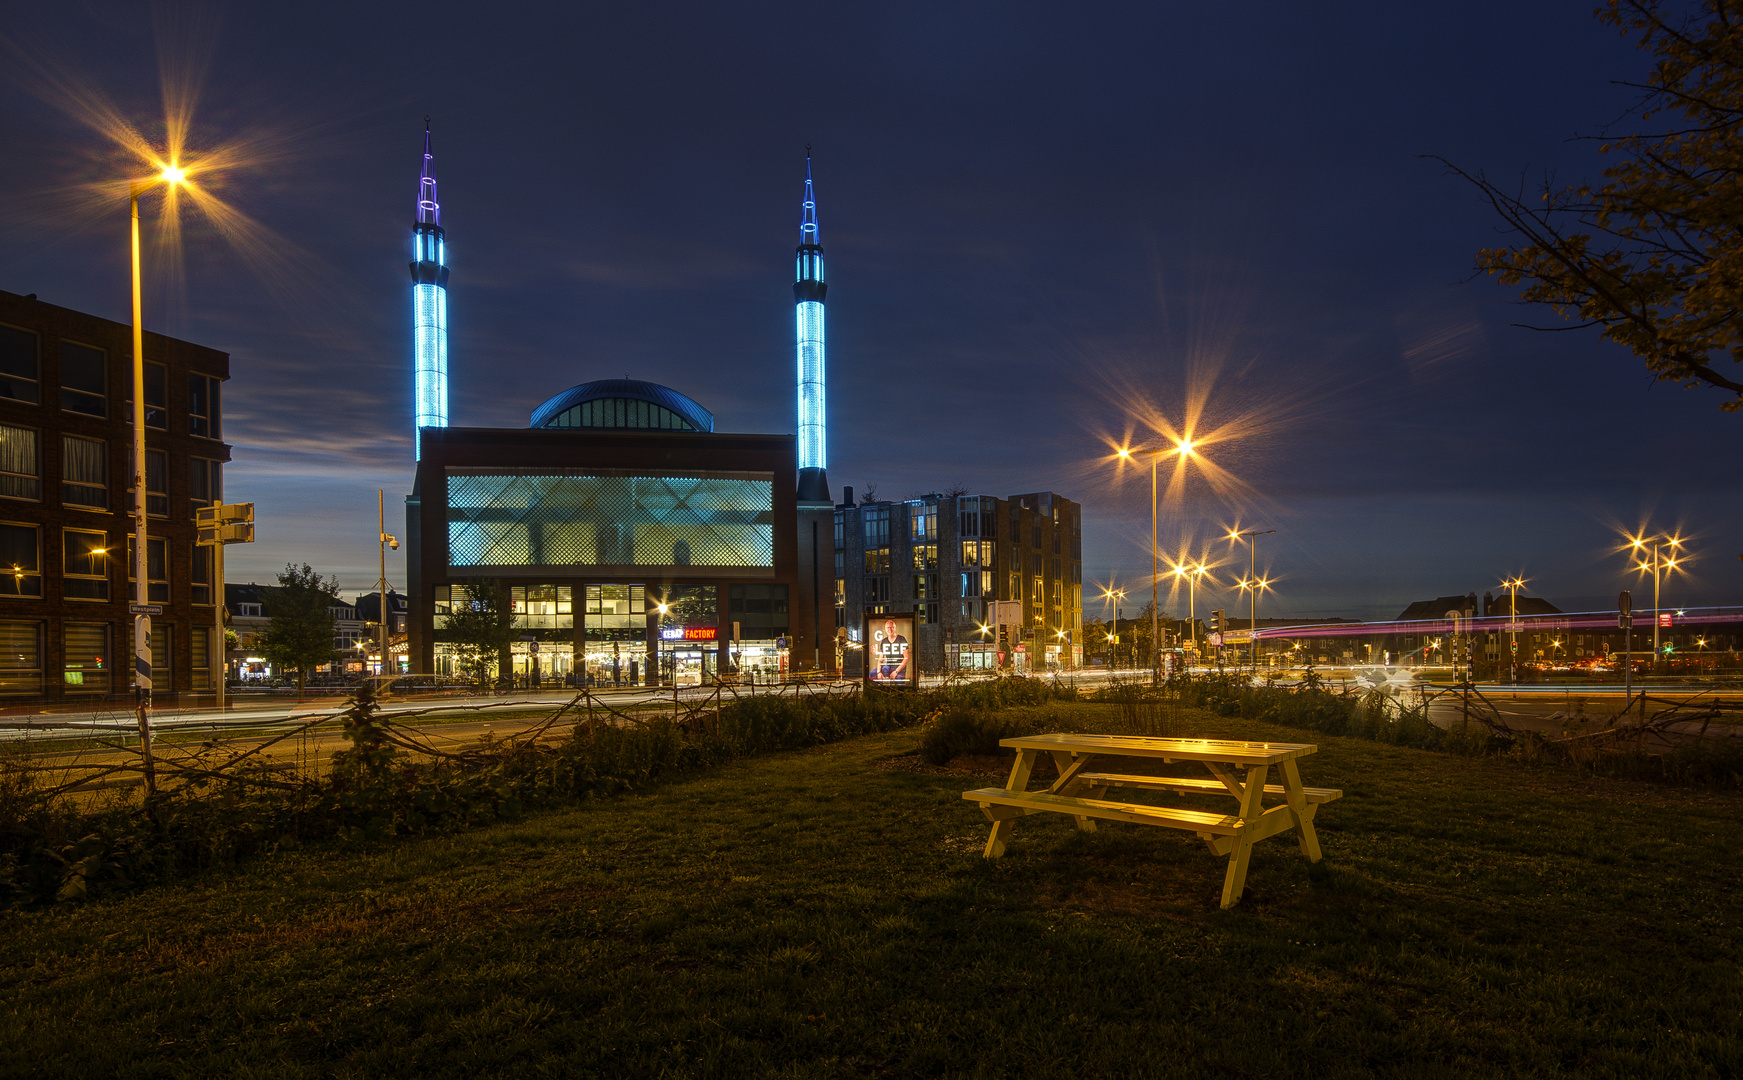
xmin=961 ymin=571 xmax=982 ymax=598
xmin=190 ymin=457 xmax=222 ymax=515
xmin=60 ymin=342 xmax=107 ymax=417
xmin=833 ymin=510 xmax=844 ymax=549
xmin=864 ymin=576 xmax=889 ymax=602
xmin=913 ymin=543 xmax=937 ymax=571
xmin=0 ymin=424 xmax=40 ymax=501
xmin=129 ymin=362 xmax=168 ymax=429
xmin=864 ymin=549 xmax=890 ymax=573
xmin=959 ymin=507 xmax=979 ymax=537
xmin=189 ymin=374 xmax=221 ymax=438
xmin=918 ymin=602 xmax=940 ymax=625
xmin=834 ymin=578 xmax=845 ymax=606
xmin=63 ymin=529 xmax=110 ymax=601
xmin=140 ymin=449 xmax=169 ymax=517
xmin=862 ymin=505 xmax=889 ymax=548
xmin=1031 ymin=554 xmax=1043 ymax=576
xmin=0 ymin=523 xmax=42 ymax=598
xmin=511 ymin=584 xmax=574 ymax=629
xmin=1010 ymin=506 xmax=1022 ymax=543
xmin=61 ymin=435 xmax=107 ymax=509
xmin=150 ymin=625 xmax=173 ymax=692
xmin=908 ymin=500 xmax=937 ymax=542
xmin=63 ymin=622 xmax=109 ymax=693
xmin=1032 ymin=524 xmax=1042 ymax=549
xmin=191 ymin=543 xmax=213 ymax=605
xmin=0 ymin=620 xmax=42 ymax=695
xmin=191 ymin=625 xmax=212 ymax=691
xmin=127 ymin=535 xmax=170 ymax=603
xmin=914 ymin=573 xmax=939 ymax=601
xmin=1009 ymin=573 xmax=1022 ymax=601
xmin=0 ymin=325 xmax=40 ymax=404
xmin=1053 ymin=530 xmax=1061 ymax=555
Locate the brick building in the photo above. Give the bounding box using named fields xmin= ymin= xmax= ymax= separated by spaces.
xmin=832 ymin=489 xmax=1083 ymax=674
xmin=0 ymin=289 xmax=231 ymax=703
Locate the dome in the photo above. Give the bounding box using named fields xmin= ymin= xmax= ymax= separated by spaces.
xmin=529 ymin=378 xmax=715 ymax=433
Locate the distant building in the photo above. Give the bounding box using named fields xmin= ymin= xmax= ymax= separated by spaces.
xmin=353 ymin=589 xmax=409 ymax=675
xmin=0 ymin=289 xmax=231 ymax=703
xmin=224 ymin=582 xmax=368 ymax=682
xmin=832 ymin=489 xmax=1083 ymax=673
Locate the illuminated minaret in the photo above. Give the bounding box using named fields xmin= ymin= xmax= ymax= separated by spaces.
xmin=794 ymin=152 xmax=830 ymax=504
xmin=410 ymin=122 xmax=449 ymax=460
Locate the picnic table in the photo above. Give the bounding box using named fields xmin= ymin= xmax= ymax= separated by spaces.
xmin=962 ymin=733 xmax=1341 ymax=908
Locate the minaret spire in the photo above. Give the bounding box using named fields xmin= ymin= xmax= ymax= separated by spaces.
xmin=794 ymin=148 xmax=829 ymax=504
xmin=410 ymin=119 xmax=449 ymax=460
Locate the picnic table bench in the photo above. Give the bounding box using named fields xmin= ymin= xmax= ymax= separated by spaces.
xmin=962 ymin=733 xmax=1340 ymax=908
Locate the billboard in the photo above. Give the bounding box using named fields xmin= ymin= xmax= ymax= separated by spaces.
xmin=864 ymin=612 xmax=918 ymax=688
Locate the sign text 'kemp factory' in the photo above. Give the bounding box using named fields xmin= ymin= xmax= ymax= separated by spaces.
xmin=660 ymin=626 xmax=719 ymax=642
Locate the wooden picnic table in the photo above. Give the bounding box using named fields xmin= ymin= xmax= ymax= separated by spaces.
xmin=961 ymin=733 xmax=1341 ymax=908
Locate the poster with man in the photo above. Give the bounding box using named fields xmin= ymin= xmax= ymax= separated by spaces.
xmin=864 ymin=613 xmax=918 ymax=688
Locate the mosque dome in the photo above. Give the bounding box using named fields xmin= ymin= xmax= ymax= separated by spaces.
xmin=529 ymin=378 xmax=715 ymax=433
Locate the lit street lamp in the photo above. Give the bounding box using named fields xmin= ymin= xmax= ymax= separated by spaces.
xmin=1227 ymin=528 xmax=1275 ymax=672
xmin=1498 ymin=575 xmax=1528 ymax=685
xmin=376 ymin=490 xmax=400 ymax=682
xmin=1117 ymin=439 xmax=1196 ymax=684
xmin=128 ymin=164 xmax=187 ymax=790
xmin=1169 ymin=561 xmax=1213 ymax=658
xmin=1626 ymin=533 xmax=1687 ymax=673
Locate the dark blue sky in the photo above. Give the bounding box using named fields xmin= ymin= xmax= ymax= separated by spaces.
xmin=2 ymin=1 xmax=1738 ymax=620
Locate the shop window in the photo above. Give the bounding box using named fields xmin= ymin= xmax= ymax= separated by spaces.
xmin=126 ymin=535 xmax=170 ymax=603
xmin=189 ymin=374 xmax=221 ymax=438
xmin=63 ymin=529 xmax=110 ymax=601
xmin=63 ymin=622 xmax=109 ymax=693
xmin=0 ymin=523 xmax=41 ymax=597
xmin=0 ymin=620 xmax=42 ymax=695
xmin=0 ymin=424 xmax=39 ymax=501
xmin=62 ymin=435 xmax=107 ymax=509
xmin=0 ymin=325 xmax=40 ymax=404
xmin=61 ymin=342 xmax=107 ymax=416
xmin=190 ymin=458 xmax=222 ymax=516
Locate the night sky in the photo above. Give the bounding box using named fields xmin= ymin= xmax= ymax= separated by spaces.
xmin=2 ymin=1 xmax=1738 ymax=622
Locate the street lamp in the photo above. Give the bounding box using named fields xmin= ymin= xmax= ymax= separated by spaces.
xmin=1096 ymin=585 xmax=1125 ymax=669
xmin=1117 ymin=438 xmax=1196 ymax=684
xmin=128 ymin=163 xmax=187 ymax=786
xmin=1498 ymin=575 xmax=1528 ymax=685
xmin=1168 ymin=561 xmax=1213 ymax=658
xmin=1227 ymin=528 xmax=1275 ymax=672
xmin=377 ymin=490 xmax=400 ymax=683
xmin=1626 ymin=533 xmax=1687 ymax=672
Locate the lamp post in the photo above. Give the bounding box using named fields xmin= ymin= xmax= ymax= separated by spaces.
xmin=1097 ymin=586 xmax=1125 ymax=670
xmin=1228 ymin=528 xmax=1275 ymax=672
xmin=1628 ymin=534 xmax=1685 ymax=673
xmin=1170 ymin=562 xmax=1211 ymax=659
xmin=377 ymin=490 xmax=400 ymax=684
xmin=1117 ymin=439 xmax=1195 ymax=684
xmin=128 ymin=165 xmax=184 ymax=791
xmin=1499 ymin=576 xmax=1528 ymax=685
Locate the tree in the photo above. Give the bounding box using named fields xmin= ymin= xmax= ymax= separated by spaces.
xmin=444 ymin=577 xmax=514 ymax=688
xmin=258 ymin=563 xmax=340 ymax=701
xmin=1448 ymin=0 xmax=1743 ymax=410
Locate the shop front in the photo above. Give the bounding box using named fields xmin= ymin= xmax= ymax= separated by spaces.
xmin=730 ymin=639 xmax=789 ymax=683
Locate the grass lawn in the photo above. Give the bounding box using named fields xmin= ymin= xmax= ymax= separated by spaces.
xmin=2 ymin=703 xmax=1739 ymax=1078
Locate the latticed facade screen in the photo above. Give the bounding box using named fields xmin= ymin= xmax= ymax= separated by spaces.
xmin=447 ymin=471 xmax=774 ymax=570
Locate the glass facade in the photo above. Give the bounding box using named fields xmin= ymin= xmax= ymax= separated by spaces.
xmin=446 ymin=471 xmax=774 ymax=569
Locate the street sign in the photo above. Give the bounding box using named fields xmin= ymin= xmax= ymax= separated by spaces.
xmin=528 ymin=640 xmax=540 ymax=655
xmin=1619 ymin=614 xmax=1634 ymax=628
xmin=129 ymin=604 xmax=162 ymax=615
xmin=1658 ymin=613 xmax=1673 ymax=628
xmin=197 ymin=521 xmax=254 ymax=547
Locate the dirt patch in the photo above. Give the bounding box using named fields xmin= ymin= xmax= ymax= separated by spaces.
xmin=875 ymin=753 xmax=1055 ymax=781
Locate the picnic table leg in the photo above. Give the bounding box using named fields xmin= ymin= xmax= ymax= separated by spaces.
xmin=984 ymin=749 xmax=1038 ymax=858
xmin=1047 ymin=750 xmax=1096 ymax=832
xmin=1280 ymin=758 xmax=1323 ymax=862
xmin=1219 ymin=764 xmax=1269 ymax=909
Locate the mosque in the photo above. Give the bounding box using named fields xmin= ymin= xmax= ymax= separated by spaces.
xmin=403 ymin=128 xmax=834 ymax=685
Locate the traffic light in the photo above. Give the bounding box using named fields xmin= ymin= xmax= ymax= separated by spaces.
xmin=1211 ymin=610 xmax=1225 ymax=634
